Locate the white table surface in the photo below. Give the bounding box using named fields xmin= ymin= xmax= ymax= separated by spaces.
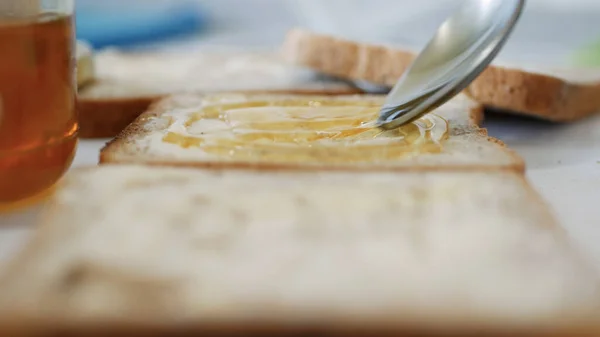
xmin=0 ymin=1 xmax=599 ymax=272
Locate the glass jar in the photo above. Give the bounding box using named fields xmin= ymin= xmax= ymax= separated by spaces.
xmin=0 ymin=0 xmax=77 ymax=209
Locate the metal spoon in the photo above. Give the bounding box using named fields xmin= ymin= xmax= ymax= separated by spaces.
xmin=377 ymin=0 xmax=526 ymax=130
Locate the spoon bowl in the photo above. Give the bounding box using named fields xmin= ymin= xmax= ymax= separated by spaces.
xmin=377 ymin=0 xmax=526 ymax=130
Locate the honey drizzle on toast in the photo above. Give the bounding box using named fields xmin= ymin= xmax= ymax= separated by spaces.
xmin=161 ymin=99 xmax=449 ymax=164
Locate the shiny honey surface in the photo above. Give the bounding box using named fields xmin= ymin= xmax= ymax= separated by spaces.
xmin=161 ymin=99 xmax=449 ymax=164
xmin=0 ymin=14 xmax=77 ymax=207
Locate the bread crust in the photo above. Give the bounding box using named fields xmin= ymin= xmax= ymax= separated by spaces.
xmin=282 ymin=28 xmax=600 ymax=122
xmin=282 ymin=28 xmax=415 ymax=87
xmin=77 ymin=95 xmax=158 ymax=139
xmin=465 ymin=66 xmax=600 ymax=122
xmin=99 ymin=93 xmax=524 ymax=173
xmin=1 ymin=321 xmax=599 ymax=337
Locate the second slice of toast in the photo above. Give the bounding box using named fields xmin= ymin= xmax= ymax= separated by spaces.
xmin=100 ymin=93 xmax=524 ymax=172
xmin=78 ymin=49 xmax=360 ymax=138
xmin=283 ymin=28 xmax=600 ymax=122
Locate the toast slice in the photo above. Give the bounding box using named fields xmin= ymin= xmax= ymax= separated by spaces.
xmin=0 ymin=165 xmax=598 ymax=336
xmin=283 ymin=28 xmax=600 ymax=122
xmin=100 ymin=93 xmax=524 ymax=172
xmin=77 ymin=49 xmax=360 ymax=138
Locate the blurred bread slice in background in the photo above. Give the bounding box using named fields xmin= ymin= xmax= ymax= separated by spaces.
xmin=0 ymin=165 xmax=598 ymax=336
xmin=77 ymin=49 xmax=360 ymax=138
xmin=283 ymin=28 xmax=600 ymax=122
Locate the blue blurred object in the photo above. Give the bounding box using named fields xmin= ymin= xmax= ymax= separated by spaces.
xmin=75 ymin=1 xmax=207 ymax=49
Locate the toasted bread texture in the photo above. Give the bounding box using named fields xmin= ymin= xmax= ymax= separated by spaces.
xmin=283 ymin=28 xmax=600 ymax=122
xmin=0 ymin=165 xmax=598 ymax=336
xmin=99 ymin=93 xmax=523 ymax=172
xmin=77 ymin=49 xmax=361 ymax=138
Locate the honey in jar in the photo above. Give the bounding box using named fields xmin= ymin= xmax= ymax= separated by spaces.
xmin=0 ymin=12 xmax=77 ymax=208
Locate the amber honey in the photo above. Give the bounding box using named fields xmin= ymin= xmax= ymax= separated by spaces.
xmin=161 ymin=99 xmax=449 ymax=164
xmin=0 ymin=14 xmax=77 ymax=208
